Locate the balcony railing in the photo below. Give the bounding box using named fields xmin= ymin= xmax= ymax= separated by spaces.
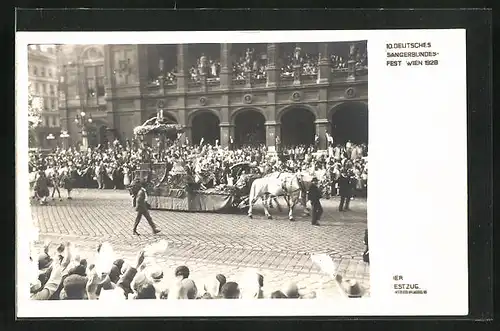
xmin=143 ymin=66 xmax=368 ymax=93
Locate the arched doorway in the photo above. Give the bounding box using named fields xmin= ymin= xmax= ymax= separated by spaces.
xmin=280 ymin=107 xmax=316 ymax=147
xmin=234 ymin=109 xmax=266 ymax=147
xmin=191 ymin=111 xmax=220 ymax=146
xmin=330 ymin=102 xmax=368 ymax=146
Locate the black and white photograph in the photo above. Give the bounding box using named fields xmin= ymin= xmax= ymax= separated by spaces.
xmin=25 ymin=40 xmax=369 ymax=302
xmin=16 ymin=29 xmax=469 ymax=317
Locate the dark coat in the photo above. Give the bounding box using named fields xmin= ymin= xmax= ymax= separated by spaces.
xmin=35 ymin=175 xmax=50 ymax=197
xmin=338 ymin=175 xmax=353 ymax=197
xmin=133 ymin=188 xmax=149 ymax=212
xmin=307 ymin=183 xmax=322 ymax=203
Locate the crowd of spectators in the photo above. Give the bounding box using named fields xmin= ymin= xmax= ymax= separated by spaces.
xmin=30 ymin=241 xmax=328 ymax=300
xmin=146 ymin=46 xmax=368 ymax=86
xmin=30 ymin=136 xmax=367 ymax=205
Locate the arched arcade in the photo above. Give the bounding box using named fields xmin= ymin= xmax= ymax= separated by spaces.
xmin=330 ymin=102 xmax=368 ymax=146
xmin=279 ymin=106 xmax=316 ymax=147
xmin=190 ymin=110 xmax=220 ymax=146
xmin=233 ymin=108 xmax=266 ymax=147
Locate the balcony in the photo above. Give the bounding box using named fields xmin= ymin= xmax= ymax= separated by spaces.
xmin=142 ymin=66 xmax=368 ymax=94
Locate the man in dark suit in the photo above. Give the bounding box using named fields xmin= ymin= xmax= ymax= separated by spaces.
xmin=307 ymin=177 xmax=323 ymax=226
xmin=338 ymin=171 xmax=353 ymax=212
xmin=132 ymin=179 xmax=160 ymax=236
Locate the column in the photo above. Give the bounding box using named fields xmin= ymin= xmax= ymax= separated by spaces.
xmin=103 ymin=45 xmax=116 ymax=132
xmin=200 ymin=72 xmax=208 ymax=93
xmin=315 ymin=119 xmax=330 ymax=151
xmin=347 ymin=42 xmax=358 ymax=81
xmin=219 ymin=122 xmax=234 ymax=149
xmin=176 ymin=44 xmax=189 ymax=92
xmin=265 ymin=121 xmax=280 ymax=153
xmin=317 ymin=43 xmax=331 ymax=84
xmin=245 ymin=69 xmax=253 ymax=88
xmin=266 ymin=43 xmax=279 ymax=88
xmin=220 ymin=43 xmax=232 ymax=89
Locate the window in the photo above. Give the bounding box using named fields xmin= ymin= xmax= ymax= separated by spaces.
xmin=85 ymin=65 xmax=105 ymax=97
xmin=33 ymin=66 xmax=38 ymax=76
xmin=43 ymin=98 xmax=48 ymax=110
xmin=49 ymin=84 xmax=55 ymax=96
xmin=35 ymin=83 xmax=39 ymax=93
xmin=41 ymin=67 xmax=46 ymax=77
xmin=48 ymin=68 xmax=52 ymax=77
xmin=47 ymin=99 xmax=51 ymax=110
xmin=42 ymin=84 xmax=46 ymax=94
xmin=51 ymin=116 xmax=57 ymax=127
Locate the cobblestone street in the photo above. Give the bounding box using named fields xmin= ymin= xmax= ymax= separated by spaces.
xmin=30 ymin=189 xmax=369 ymax=297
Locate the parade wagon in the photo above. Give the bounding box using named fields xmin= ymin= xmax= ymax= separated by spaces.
xmin=131 ymin=116 xmax=254 ymax=213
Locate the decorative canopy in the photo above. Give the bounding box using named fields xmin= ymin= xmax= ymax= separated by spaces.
xmin=133 ymin=116 xmax=184 ymax=140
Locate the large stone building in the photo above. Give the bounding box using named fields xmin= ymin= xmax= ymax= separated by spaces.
xmin=28 ymin=45 xmax=60 ymax=149
xmin=57 ymin=42 xmax=368 ymax=151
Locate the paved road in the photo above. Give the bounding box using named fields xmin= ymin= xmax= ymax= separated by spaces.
xmin=31 ymin=189 xmax=369 ymax=297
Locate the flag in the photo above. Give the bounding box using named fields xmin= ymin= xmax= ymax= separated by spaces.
xmin=310 ymin=254 xmax=338 ymax=279
xmin=94 ymin=242 xmax=116 ymax=275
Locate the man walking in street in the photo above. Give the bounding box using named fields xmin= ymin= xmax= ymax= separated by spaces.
xmin=132 ymin=179 xmax=161 ymax=236
xmin=50 ymin=168 xmax=63 ymax=201
xmin=307 ymin=177 xmax=323 ymax=226
xmin=338 ymin=171 xmax=353 ymax=212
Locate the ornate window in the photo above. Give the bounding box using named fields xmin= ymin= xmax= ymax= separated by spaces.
xmin=33 ymin=66 xmax=38 ymax=76
xmin=85 ymin=65 xmax=105 ymax=97
xmin=41 ymin=67 xmax=46 ymax=77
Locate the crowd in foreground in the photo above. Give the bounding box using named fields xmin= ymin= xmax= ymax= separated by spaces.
xmin=31 ymin=241 xmax=363 ymax=300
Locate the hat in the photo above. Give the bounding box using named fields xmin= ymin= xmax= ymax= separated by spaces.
xmin=148 ymin=265 xmax=164 ymax=282
xmin=38 ymin=253 xmax=52 ymax=270
xmin=282 ymin=281 xmax=300 ymax=298
xmin=63 ymin=274 xmax=88 ymax=298
xmin=131 ymin=272 xmax=151 ymax=293
xmin=336 ymin=275 xmax=365 ymax=298
xmin=174 ymin=265 xmax=190 ymax=279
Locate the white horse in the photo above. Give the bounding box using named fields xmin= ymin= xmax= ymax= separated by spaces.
xmin=247 ymin=172 xmax=305 ymax=221
xmin=264 ymin=171 xmax=313 ymax=215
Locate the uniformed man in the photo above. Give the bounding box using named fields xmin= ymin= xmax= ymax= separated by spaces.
xmin=132 ymin=179 xmax=160 ymax=236
xmin=307 ymin=177 xmax=323 ymax=226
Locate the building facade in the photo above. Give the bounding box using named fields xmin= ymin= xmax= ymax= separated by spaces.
xmin=58 ymin=42 xmax=368 ymax=151
xmin=28 ymin=45 xmax=60 ymax=150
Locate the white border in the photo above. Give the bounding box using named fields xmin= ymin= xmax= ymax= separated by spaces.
xmin=16 ymin=30 xmax=468 ymax=317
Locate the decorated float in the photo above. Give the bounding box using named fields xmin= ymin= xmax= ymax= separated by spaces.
xmin=131 ymin=112 xmax=251 ymax=212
